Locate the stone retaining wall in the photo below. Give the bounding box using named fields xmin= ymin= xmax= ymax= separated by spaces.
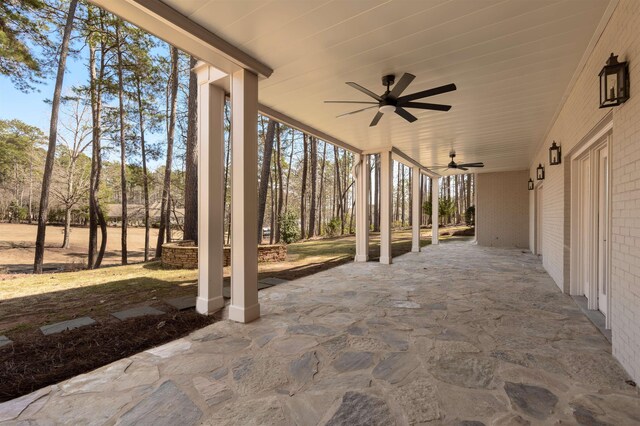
xmin=161 ymin=240 xmax=287 ymax=269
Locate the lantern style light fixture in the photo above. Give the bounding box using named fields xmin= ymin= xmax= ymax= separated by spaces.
xmin=528 ymin=178 xmax=534 ymax=190
xmin=536 ymin=163 xmax=545 ymax=180
xmin=599 ymin=53 xmax=630 ymax=108
xmin=549 ymin=141 xmax=561 ymax=165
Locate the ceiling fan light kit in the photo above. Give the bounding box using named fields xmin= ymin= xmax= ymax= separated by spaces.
xmin=325 ymin=72 xmax=456 ymax=127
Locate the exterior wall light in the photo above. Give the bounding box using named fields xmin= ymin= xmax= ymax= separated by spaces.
xmin=536 ymin=163 xmax=545 ymax=180
xmin=599 ymin=53 xmax=629 ymax=108
xmin=528 ymin=178 xmax=534 ymax=190
xmin=549 ymin=141 xmax=561 ymax=165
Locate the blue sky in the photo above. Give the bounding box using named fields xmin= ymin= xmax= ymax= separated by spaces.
xmin=0 ymin=45 xmax=172 ymax=169
xmin=0 ymin=52 xmax=89 ymax=132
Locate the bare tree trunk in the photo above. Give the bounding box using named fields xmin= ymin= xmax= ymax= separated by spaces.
xmin=334 ymin=146 xmax=342 ymax=227
xmin=275 ymin=125 xmax=284 ymax=242
xmin=300 ymin=134 xmax=309 ymax=239
xmin=28 ymin=154 xmax=33 ymax=224
xmin=308 ymin=136 xmax=317 ymax=237
xmin=269 ymin=162 xmax=275 ymax=245
xmin=257 ymin=120 xmax=276 ymax=241
xmin=373 ymin=155 xmax=380 ymax=231
xmin=34 ymin=0 xmax=78 ymax=273
xmin=401 ymin=164 xmax=406 ymax=226
xmin=156 ymin=46 xmax=179 ymax=258
xmin=184 ymin=56 xmax=198 ymax=242
xmin=223 ymin=105 xmax=231 ymax=244
xmin=62 ymin=207 xmax=71 ymax=249
xmin=284 ymin=129 xmax=294 ymax=214
xmin=317 ymin=141 xmax=326 ymax=235
xmin=115 ymin=22 xmax=128 ymax=265
xmin=135 ymin=77 xmax=150 ymax=261
xmin=408 ymin=169 xmax=412 ymax=227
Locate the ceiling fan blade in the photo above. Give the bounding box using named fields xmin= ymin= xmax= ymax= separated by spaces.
xmin=394 ymin=107 xmax=417 ymax=123
xmin=457 ymin=162 xmax=484 ymax=168
xmin=400 ymin=101 xmax=451 ymax=111
xmin=389 ymin=72 xmax=415 ymax=98
xmin=346 ymin=82 xmax=382 ymax=101
xmin=458 ymin=167 xmax=469 ymax=171
xmin=337 ymin=105 xmax=378 ymax=118
xmin=427 ymin=166 xmax=450 ymax=169
xmin=369 ymin=111 xmax=384 ymax=127
xmin=397 ymin=83 xmax=457 ymax=103
xmin=325 ymin=100 xmax=378 ymax=104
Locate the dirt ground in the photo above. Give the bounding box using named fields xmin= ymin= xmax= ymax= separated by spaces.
xmin=0 ymin=223 xmax=160 ymax=273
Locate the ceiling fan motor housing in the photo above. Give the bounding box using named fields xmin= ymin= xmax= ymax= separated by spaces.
xmin=382 ymin=74 xmax=395 ymax=87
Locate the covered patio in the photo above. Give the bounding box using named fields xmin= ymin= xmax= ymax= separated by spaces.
xmin=3 ymin=240 xmax=638 ymax=424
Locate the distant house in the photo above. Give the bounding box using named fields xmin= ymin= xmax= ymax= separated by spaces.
xmin=106 ymin=203 xmax=184 ymax=227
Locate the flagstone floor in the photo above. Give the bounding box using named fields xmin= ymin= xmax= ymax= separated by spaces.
xmin=2 ymin=240 xmax=639 ymax=425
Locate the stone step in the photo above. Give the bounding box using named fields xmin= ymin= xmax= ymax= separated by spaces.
xmin=40 ymin=317 xmax=96 ymax=336
xmin=165 ymin=296 xmax=196 ymax=311
xmin=112 ymin=306 xmax=165 ymax=321
xmin=0 ymin=335 xmax=13 ymax=348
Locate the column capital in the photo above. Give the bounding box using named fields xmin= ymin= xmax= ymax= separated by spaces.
xmin=193 ymin=61 xmax=228 ymax=85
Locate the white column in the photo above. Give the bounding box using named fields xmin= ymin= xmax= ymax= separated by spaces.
xmin=411 ymin=167 xmax=421 ymax=252
xmin=380 ymin=150 xmax=393 ymax=264
xmin=432 ymin=176 xmax=439 ymax=245
xmin=194 ymin=63 xmax=226 ymax=315
xmin=354 ymin=153 xmax=369 ymax=262
xmin=229 ymin=68 xmax=260 ymax=323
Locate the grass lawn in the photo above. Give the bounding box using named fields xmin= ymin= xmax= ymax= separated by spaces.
xmin=0 ymin=226 xmax=471 ymax=337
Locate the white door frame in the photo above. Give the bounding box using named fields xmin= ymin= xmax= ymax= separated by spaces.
xmin=534 ymin=183 xmax=543 ymax=256
xmin=569 ymin=118 xmax=612 ymax=327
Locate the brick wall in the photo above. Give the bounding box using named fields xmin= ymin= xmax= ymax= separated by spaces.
xmin=529 ymin=0 xmax=640 ymax=381
xmin=162 ymin=241 xmax=287 ymax=269
xmin=477 ymin=170 xmax=529 ymax=248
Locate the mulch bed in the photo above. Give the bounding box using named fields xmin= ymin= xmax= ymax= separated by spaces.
xmin=0 ymin=310 xmax=215 ymax=402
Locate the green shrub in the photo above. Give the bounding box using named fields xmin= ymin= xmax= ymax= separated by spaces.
xmin=325 ymin=217 xmax=341 ymax=237
xmin=279 ymin=211 xmax=300 ymax=244
xmin=465 ymin=205 xmax=475 ymax=226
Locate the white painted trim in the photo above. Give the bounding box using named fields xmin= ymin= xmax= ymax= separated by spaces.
xmin=380 ymin=150 xmax=393 ymax=264
xmin=354 ymin=153 xmax=370 ymax=262
xmin=568 ymin=115 xmax=613 ymax=327
xmin=229 ymin=68 xmax=260 ymax=323
xmin=88 ymin=0 xmax=273 ymax=78
xmin=196 ymin=66 xmax=226 ymax=316
xmin=411 ymin=166 xmax=421 ymax=253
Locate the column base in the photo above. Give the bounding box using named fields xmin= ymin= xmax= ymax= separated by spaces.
xmin=228 ymin=302 xmax=261 ymax=323
xmin=196 ymin=295 xmax=225 ymax=315
xmin=379 ymin=256 xmax=392 ymax=265
xmin=411 ymin=246 xmax=421 ymax=253
xmin=431 ymin=240 xmax=439 ymax=245
xmin=354 ymin=254 xmax=369 ymax=262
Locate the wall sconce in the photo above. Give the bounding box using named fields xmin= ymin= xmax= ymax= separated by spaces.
xmin=536 ymin=163 xmax=545 ymax=180
xmin=599 ymin=53 xmax=629 ymax=108
xmin=528 ymin=178 xmax=534 ymax=190
xmin=549 ymin=141 xmax=561 ymax=165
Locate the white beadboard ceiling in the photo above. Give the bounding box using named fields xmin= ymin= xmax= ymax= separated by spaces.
xmin=163 ymin=0 xmax=611 ymax=173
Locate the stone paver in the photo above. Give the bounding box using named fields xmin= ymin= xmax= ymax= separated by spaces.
xmin=111 ymin=306 xmax=164 ymax=321
xmin=39 ymin=317 xmax=96 ymax=336
xmin=3 ymin=241 xmax=640 ymax=425
xmin=0 ymin=335 xmax=12 ymax=348
xmin=165 ymin=295 xmax=196 ymax=310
